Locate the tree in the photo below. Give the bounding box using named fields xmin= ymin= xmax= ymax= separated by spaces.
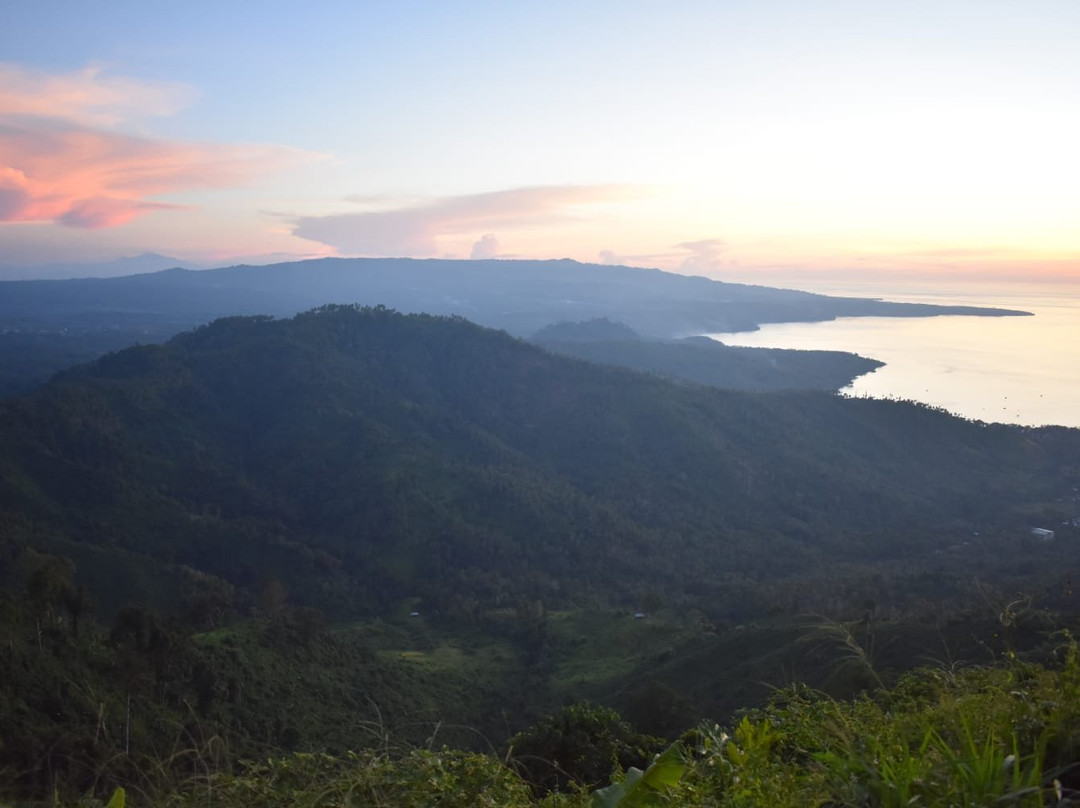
xmin=508 ymin=702 xmax=662 ymax=794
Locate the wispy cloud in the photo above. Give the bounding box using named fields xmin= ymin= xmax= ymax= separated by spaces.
xmin=894 ymin=245 xmax=1026 ymax=260
xmin=676 ymin=238 xmax=725 ymax=273
xmin=0 ymin=63 xmax=314 ymax=229
xmin=598 ymin=248 xmax=671 ymax=267
xmin=598 ymin=238 xmax=727 ymax=273
xmin=0 ymin=64 xmax=196 ymax=126
xmin=291 ymin=185 xmax=647 ymax=256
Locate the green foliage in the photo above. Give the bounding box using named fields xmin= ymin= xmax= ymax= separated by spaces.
xmin=509 ymin=703 xmax=664 ymax=794
xmin=590 ymin=742 xmax=686 ymax=808
xmin=171 ymin=750 xmax=536 ymax=808
xmin=0 ymin=579 xmax=526 ymax=803
xmin=4 ymin=635 xmax=1080 ymax=806
xmin=669 ymin=657 xmax=1080 ymax=807
xmin=933 ymin=724 xmax=1044 ymax=807
xmin=619 ymin=681 xmax=696 ymax=741
xmin=801 ymin=615 xmax=884 ymax=690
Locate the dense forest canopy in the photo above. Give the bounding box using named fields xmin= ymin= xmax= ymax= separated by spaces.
xmin=1 ymin=305 xmax=1075 ymax=621
xmin=1 ymin=305 xmax=1077 ymax=804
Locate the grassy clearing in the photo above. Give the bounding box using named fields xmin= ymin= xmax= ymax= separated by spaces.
xmin=545 ymin=609 xmax=697 ymax=695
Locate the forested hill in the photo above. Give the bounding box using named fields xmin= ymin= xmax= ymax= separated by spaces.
xmin=1 ymin=305 xmax=1076 ymax=621
xmin=0 ymin=257 xmax=1028 ymax=396
xmin=531 ymin=319 xmax=884 ymax=392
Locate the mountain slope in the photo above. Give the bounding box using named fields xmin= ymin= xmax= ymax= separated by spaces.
xmin=532 ymin=319 xmax=884 ymax=391
xmin=0 ymin=306 xmax=1074 ymax=621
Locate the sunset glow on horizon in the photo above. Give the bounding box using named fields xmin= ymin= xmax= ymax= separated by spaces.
xmin=1 ymin=1 xmax=1078 ymax=283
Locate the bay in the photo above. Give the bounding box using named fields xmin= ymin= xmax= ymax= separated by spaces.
xmin=707 ymin=279 xmax=1080 ymax=429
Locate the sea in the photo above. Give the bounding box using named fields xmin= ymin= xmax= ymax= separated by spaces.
xmin=706 ymin=278 xmax=1080 ymax=429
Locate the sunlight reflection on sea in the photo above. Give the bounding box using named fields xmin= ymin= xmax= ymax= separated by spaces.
xmin=706 ymin=279 xmax=1080 ymax=429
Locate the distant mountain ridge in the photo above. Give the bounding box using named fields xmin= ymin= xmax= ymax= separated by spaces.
xmin=0 ymin=253 xmax=192 ymax=281
xmin=0 ymin=251 xmax=330 ymax=281
xmin=0 ymin=256 xmax=1029 ymax=336
xmin=0 ymin=257 xmax=1029 ymax=397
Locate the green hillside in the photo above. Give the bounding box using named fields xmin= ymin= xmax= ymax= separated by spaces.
xmin=2 ymin=305 xmax=1076 ymax=621
xmin=2 ymin=305 xmax=1079 ymax=803
xmin=532 ymin=319 xmax=884 ymax=391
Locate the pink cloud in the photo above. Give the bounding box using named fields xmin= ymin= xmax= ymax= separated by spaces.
xmin=57 ymin=197 xmax=178 ymax=229
xmin=0 ymin=63 xmax=313 ymax=229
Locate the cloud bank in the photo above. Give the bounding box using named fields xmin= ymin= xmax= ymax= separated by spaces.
xmin=0 ymin=63 xmax=308 ymax=229
xmin=291 ymin=185 xmax=645 ymax=256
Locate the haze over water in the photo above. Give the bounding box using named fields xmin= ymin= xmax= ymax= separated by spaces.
xmin=708 ymin=279 xmax=1080 ymax=429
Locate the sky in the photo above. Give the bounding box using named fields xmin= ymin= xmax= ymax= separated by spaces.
xmin=2 ymin=0 xmax=1079 ymax=283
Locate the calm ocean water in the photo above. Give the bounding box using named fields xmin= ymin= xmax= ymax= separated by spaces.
xmin=707 ymin=279 xmax=1080 ymax=429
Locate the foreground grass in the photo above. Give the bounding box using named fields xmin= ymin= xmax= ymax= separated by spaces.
xmin=36 ymin=641 xmax=1078 ymax=808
